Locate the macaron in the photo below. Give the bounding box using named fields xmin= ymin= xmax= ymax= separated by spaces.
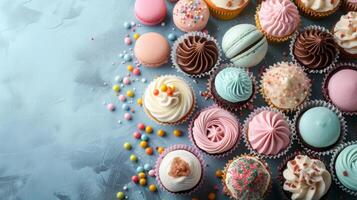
xmin=134 ymin=32 xmax=170 ymax=67
xmin=135 ymin=0 xmax=167 ymax=26
xmin=222 ymin=24 xmax=268 ymax=68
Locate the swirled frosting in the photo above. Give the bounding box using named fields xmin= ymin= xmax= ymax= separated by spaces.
xmin=159 ymin=150 xmax=202 ymax=192
xmin=225 ymin=155 xmax=271 ymax=199
xmin=262 ymin=62 xmax=311 ymax=110
xmin=294 ymin=29 xmax=337 ymax=70
xmin=335 ymin=144 xmax=357 ymax=191
xmin=283 ymin=155 xmax=331 ymax=200
xmin=210 ymin=0 xmax=248 ymax=10
xmin=214 ymin=67 xmax=253 ymax=103
xmin=258 ymin=0 xmax=300 ymax=37
xmin=333 ymin=12 xmax=357 ymax=55
xmin=176 ymin=36 xmax=219 ymax=75
xmin=192 ymin=107 xmax=240 ymax=154
xmin=248 ymin=110 xmax=291 ymax=155
xmin=300 ymin=0 xmax=340 ymax=12
xmin=143 ymin=76 xmax=194 ymax=123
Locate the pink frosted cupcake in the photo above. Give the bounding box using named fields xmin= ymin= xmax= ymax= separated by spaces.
xmin=255 ymin=0 xmax=300 ymax=42
xmin=189 ymin=105 xmax=241 ymax=157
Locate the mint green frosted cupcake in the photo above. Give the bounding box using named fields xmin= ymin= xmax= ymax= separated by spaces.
xmin=208 ymin=64 xmax=257 ymax=111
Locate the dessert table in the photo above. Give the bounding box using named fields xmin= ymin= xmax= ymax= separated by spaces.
xmin=0 ymin=0 xmax=356 ymax=199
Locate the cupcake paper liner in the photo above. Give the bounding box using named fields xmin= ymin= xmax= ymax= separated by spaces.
xmin=207 ymin=63 xmax=258 ymax=112
xmin=292 ymin=100 xmax=347 ymax=156
xmin=204 ymin=0 xmax=249 ymax=20
xmin=255 ymin=4 xmax=299 ymax=43
xmin=154 ymin=144 xmax=206 ymax=195
xmin=322 ymin=62 xmax=357 ymax=116
xmin=330 ymin=140 xmax=357 ymax=197
xmin=295 ymin=0 xmax=341 ymax=18
xmin=342 ymin=0 xmax=357 ymax=12
xmin=260 ymin=62 xmax=312 ymax=113
xmin=277 ymin=151 xmax=331 ymax=200
xmin=143 ymin=74 xmax=197 ymax=126
xmin=290 ymin=25 xmax=340 ymax=74
xmin=188 ymin=104 xmax=242 ymax=158
xmin=242 ymin=106 xmax=295 ymax=159
xmin=171 ymin=31 xmax=222 ymax=78
xmin=222 ymin=154 xmax=272 ymax=199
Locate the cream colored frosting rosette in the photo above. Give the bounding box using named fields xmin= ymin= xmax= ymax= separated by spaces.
xmin=333 ymin=12 xmax=357 ymax=59
xmin=296 ymin=0 xmax=341 ymax=17
xmin=143 ymin=75 xmax=196 ymax=125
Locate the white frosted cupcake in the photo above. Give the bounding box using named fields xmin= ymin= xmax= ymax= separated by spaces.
xmin=295 ymin=0 xmax=341 ymax=18
xmin=333 ymin=12 xmax=357 ymax=59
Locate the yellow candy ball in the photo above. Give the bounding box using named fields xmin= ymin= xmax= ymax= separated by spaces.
xmin=215 ymin=170 xmax=223 ymax=178
xmin=145 ymin=126 xmax=153 ymax=134
xmin=139 ymin=141 xmax=148 ymax=148
xmin=170 ymin=86 xmax=175 ymax=92
xmin=139 ymin=178 xmax=147 ymax=186
xmin=208 ymin=193 xmax=216 ymax=200
xmin=157 ymin=129 xmax=165 ymax=137
xmin=173 ymin=129 xmax=182 ymax=137
xmin=137 ymin=98 xmax=143 ymax=106
xmin=157 ymin=146 xmax=165 ymax=154
xmin=133 ymin=33 xmax=140 ymax=40
xmin=138 ymin=172 xmax=146 ymax=179
xmin=160 ymin=84 xmax=167 ymax=92
xmin=112 ymin=84 xmax=120 ymax=92
xmin=149 ymin=184 xmax=157 ymax=192
xmin=127 ymin=65 xmax=134 ymax=71
xmin=123 ymin=142 xmax=132 ymax=150
xmin=116 ymin=191 xmax=125 ymax=200
xmin=127 ymin=90 xmax=135 ymax=97
xmin=130 ymin=154 xmax=137 ymax=162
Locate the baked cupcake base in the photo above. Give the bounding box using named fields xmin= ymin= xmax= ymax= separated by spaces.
xmin=295 ymin=0 xmax=341 ymax=18
xmin=204 ymin=0 xmax=249 ymax=20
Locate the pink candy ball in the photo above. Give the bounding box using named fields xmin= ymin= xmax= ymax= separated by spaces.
xmin=132 ymin=68 xmax=141 ymax=76
xmin=123 ymin=77 xmax=131 ymax=85
xmin=124 ymin=113 xmax=132 ymax=120
xmin=137 ymin=123 xmax=145 ymax=130
xmin=118 ymin=94 xmax=126 ymax=102
xmin=148 ymin=169 xmax=156 ymax=177
xmin=133 ymin=131 xmax=141 ymax=139
xmin=107 ymin=103 xmax=115 ymax=111
xmin=124 ymin=37 xmax=132 ymax=45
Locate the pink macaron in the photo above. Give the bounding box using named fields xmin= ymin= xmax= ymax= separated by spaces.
xmin=135 ymin=0 xmax=167 ymax=26
xmin=134 ymin=32 xmax=170 ymax=68
xmin=173 ymin=0 xmax=210 ymax=32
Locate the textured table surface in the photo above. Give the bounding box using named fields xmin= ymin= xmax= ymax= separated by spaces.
xmin=0 ymin=0 xmax=356 ymax=199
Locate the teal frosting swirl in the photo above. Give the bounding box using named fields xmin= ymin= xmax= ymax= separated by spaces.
xmin=335 ymin=144 xmax=357 ymax=191
xmin=214 ymin=67 xmax=253 ymax=103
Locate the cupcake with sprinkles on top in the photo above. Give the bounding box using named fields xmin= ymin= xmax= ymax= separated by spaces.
xmin=333 ymin=12 xmax=357 ymax=59
xmin=295 ymin=0 xmax=341 ymax=18
xmin=204 ymin=0 xmax=250 ymax=20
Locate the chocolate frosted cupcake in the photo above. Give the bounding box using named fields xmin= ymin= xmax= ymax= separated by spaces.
xmin=343 ymin=0 xmax=357 ymax=11
xmin=333 ymin=12 xmax=357 ymax=59
xmin=291 ymin=26 xmax=339 ymax=73
xmin=172 ymin=32 xmax=220 ymax=78
xmin=208 ymin=64 xmax=256 ymax=112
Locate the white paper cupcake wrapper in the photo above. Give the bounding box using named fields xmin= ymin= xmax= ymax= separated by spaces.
xmin=242 ymin=106 xmax=295 ymax=159
xmin=322 ymin=62 xmax=357 ymax=116
xmin=188 ymin=104 xmax=242 ymax=158
xmin=289 ymin=25 xmax=340 ymax=74
xmin=154 ymin=144 xmax=205 ymax=195
xmin=142 ymin=74 xmax=197 ymax=126
xmin=171 ymin=31 xmax=222 ymax=78
xmin=292 ymin=100 xmax=347 ymax=156
xmin=330 ymin=140 xmax=357 ymax=197
xmin=207 ymin=63 xmax=258 ymax=112
xmin=260 ymin=62 xmax=312 ymax=113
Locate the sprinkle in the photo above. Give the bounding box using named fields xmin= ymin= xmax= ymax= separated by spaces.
xmin=130 ymin=21 xmax=136 ymax=27
xmin=161 ymin=22 xmax=166 ymax=26
xmin=133 ymin=33 xmax=140 ymax=40
xmin=141 ymin=78 xmax=147 ymax=83
xmin=123 ymin=22 xmax=131 ymax=29
xmin=118 ymin=94 xmax=126 ymax=102
xmin=123 ymin=185 xmax=128 ymax=190
xmin=141 ymin=134 xmax=149 ymax=141
xmin=136 ymin=166 xmax=144 ymax=173
xmin=137 ymin=123 xmax=145 ymax=130
xmin=116 ymin=191 xmax=125 ymax=200
xmin=138 ymin=172 xmax=146 ymax=178
xmin=149 ymin=184 xmax=157 ymax=192
xmin=114 ymin=76 xmax=122 ymax=83
xmin=126 ymin=90 xmax=135 ymax=97
xmin=123 ymin=142 xmax=132 ymax=150
xmin=144 ymin=163 xmax=151 ymax=171
xmin=167 ymin=88 xmax=173 ymax=96
xmin=133 ymin=131 xmax=141 ymax=139
xmin=123 ymin=54 xmax=132 ymax=62
xmin=132 ymin=68 xmax=141 ymax=76
xmin=124 ymin=113 xmax=132 ymax=120
xmin=215 ymin=170 xmax=223 ymax=178
xmin=167 ymin=33 xmax=177 ymax=41
xmin=145 ymin=147 xmax=153 ymax=155
xmin=208 ymin=192 xmax=216 ymax=200
xmin=127 ymin=65 xmax=134 ymax=71
xmin=148 ymin=169 xmax=156 ymax=177
xmin=153 ymin=89 xmax=159 ymax=96
xmin=123 ymin=77 xmax=131 ymax=85
xmin=130 ymin=154 xmax=137 ymax=162
xmin=124 ymin=37 xmax=132 ymax=45
xmin=139 ymin=178 xmax=147 ymax=186
xmin=343 ymin=171 xmax=348 ymax=176
xmin=157 ymin=129 xmax=165 ymax=137
xmin=122 ymin=103 xmax=130 ymax=111
xmin=157 ymin=146 xmax=165 ymax=154
xmin=137 ymin=98 xmax=143 ymax=106
xmin=173 ymin=129 xmax=182 ymax=137
xmin=139 ymin=141 xmax=148 ymax=148
xmin=132 ymin=175 xmax=139 ymax=183
xmin=107 ymin=103 xmax=115 ymax=111
xmin=160 ymin=84 xmax=168 ymax=92
xmin=145 ymin=126 xmax=153 ymax=134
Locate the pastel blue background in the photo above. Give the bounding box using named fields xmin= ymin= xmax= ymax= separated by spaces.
xmin=0 ymin=0 xmax=356 ymax=199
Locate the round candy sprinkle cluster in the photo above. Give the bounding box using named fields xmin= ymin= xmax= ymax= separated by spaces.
xmin=176 ymin=0 xmax=206 ymax=26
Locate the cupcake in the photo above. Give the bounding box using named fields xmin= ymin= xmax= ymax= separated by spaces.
xmin=261 ymin=62 xmax=311 ymax=112
xmin=331 ymin=142 xmax=357 ymax=196
xmin=282 ymin=154 xmax=331 ymax=200
xmin=204 ymin=0 xmax=249 ymax=20
xmin=294 ymin=100 xmax=346 ymax=155
xmin=295 ymin=0 xmax=341 ymax=18
xmin=222 ymin=155 xmax=271 ymax=199
xmin=143 ymin=75 xmax=195 ymax=125
xmin=343 ymin=0 xmax=357 ymax=11
xmin=333 ymin=12 xmax=357 ymax=59
xmin=255 ymin=0 xmax=300 ymax=42
xmin=208 ymin=65 xmax=256 ymax=112
xmin=291 ymin=26 xmax=339 ymax=73
xmin=244 ymin=107 xmax=292 ymax=158
xmin=173 ymin=0 xmax=210 ymax=32
xmin=155 ymin=145 xmax=204 ymax=194
xmin=189 ymin=105 xmax=241 ymax=157
xmin=172 ymin=32 xmax=220 ymax=78
xmin=323 ymin=63 xmax=357 ymax=114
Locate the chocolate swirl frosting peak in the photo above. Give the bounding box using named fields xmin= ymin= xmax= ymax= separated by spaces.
xmin=176 ymin=36 xmax=219 ymax=75
xmin=293 ymin=29 xmax=337 ymax=70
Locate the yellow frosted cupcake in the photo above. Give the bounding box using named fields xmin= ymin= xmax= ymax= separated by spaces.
xmin=204 ymin=0 xmax=250 ymax=20
xmin=295 ymin=0 xmax=341 ymax=18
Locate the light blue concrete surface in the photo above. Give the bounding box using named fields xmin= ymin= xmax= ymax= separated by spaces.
xmin=0 ymin=0 xmax=356 ymax=199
